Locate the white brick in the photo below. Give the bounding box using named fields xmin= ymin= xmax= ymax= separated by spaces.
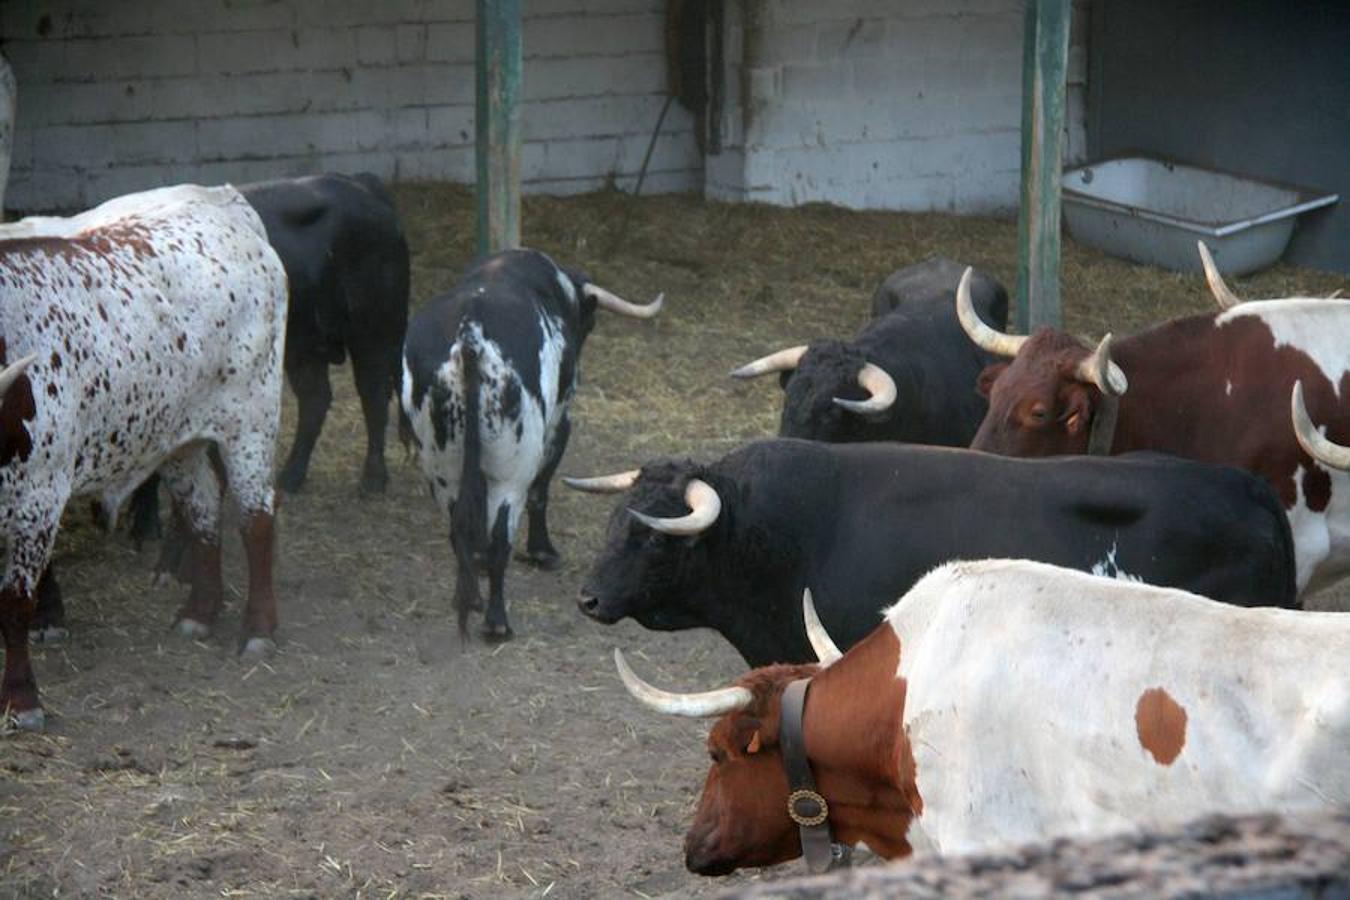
xmin=524 ymin=13 xmax=663 ymax=59
xmin=426 ymin=22 xmax=474 ymax=62
xmin=523 ymin=53 xmax=665 ymax=101
xmin=356 ymin=26 xmax=398 ymax=65
xmin=10 ymin=1 xmax=701 ymax=206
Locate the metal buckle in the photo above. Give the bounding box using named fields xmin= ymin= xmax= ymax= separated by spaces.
xmin=787 ymin=789 xmax=829 ymax=827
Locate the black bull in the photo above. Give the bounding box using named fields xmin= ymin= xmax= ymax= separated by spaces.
xmin=735 ymin=256 xmax=1008 ymax=446
xmin=574 ymin=439 xmax=1297 ymax=667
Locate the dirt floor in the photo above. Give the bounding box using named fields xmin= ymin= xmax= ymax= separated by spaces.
xmin=1 ymin=185 xmax=1347 ymax=899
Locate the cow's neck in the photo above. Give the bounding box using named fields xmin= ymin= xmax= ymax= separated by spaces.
xmin=1106 ymin=321 xmax=1225 ymax=458
xmin=796 ymin=624 xmax=920 ymax=859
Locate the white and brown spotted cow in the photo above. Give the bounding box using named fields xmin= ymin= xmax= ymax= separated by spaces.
xmin=0 ymin=184 xmax=288 ymax=729
xmin=618 ymin=559 xmax=1350 ymax=875
xmin=962 ymin=248 xmax=1350 ymax=596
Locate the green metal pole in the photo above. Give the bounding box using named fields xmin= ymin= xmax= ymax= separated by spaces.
xmin=476 ymin=0 xmax=522 ymax=257
xmin=1015 ymin=0 xmax=1071 ymax=332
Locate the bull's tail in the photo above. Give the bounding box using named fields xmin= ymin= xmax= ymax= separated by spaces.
xmin=451 ymin=336 xmax=488 ymax=636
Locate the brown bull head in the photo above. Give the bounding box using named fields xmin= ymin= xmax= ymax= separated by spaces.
xmin=956 ymin=268 xmax=1127 ymax=455
xmin=615 ymin=648 xmax=815 ymax=874
xmin=615 ymin=601 xmax=919 ymax=876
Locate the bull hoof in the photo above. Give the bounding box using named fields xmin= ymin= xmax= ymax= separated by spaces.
xmin=359 ymin=466 xmax=389 ymax=495
xmin=481 ymin=623 xmax=514 ymax=644
xmin=175 ymin=618 xmax=211 ymax=640
xmin=519 ymin=548 xmax=562 ymax=571
xmin=10 ymin=708 xmax=45 ymax=731
xmin=28 ymin=625 xmax=70 ymax=644
xmin=152 ymin=571 xmax=175 ymax=589
xmin=239 ymin=636 xmax=277 ymax=660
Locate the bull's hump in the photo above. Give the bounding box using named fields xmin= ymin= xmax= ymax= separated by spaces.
xmin=1215 ymin=300 xmax=1350 ymax=396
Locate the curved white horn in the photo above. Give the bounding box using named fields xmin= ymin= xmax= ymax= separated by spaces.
xmin=562 ymin=469 xmax=641 ymax=494
xmin=1292 ymin=381 xmax=1350 ymax=470
xmin=585 ymin=284 xmax=664 ymax=319
xmin=802 ymin=589 xmax=842 ymax=666
xmin=629 ymin=478 xmax=721 ymax=536
xmin=1075 ymin=333 xmax=1129 ymax=396
xmin=833 ymin=361 xmax=897 ymax=415
xmin=0 ymin=353 xmax=37 ymax=396
xmin=1197 ymin=241 xmax=1241 ymax=311
xmin=729 ymin=345 xmax=809 ymax=379
xmin=614 ymin=648 xmax=752 ymax=718
xmin=956 ymin=267 xmax=1027 ymax=358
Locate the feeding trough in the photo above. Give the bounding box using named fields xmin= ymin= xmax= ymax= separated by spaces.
xmin=1062 ymin=156 xmax=1339 ymax=275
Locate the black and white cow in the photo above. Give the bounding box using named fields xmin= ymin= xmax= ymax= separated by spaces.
xmin=0 ymin=184 xmax=289 ymax=728
xmin=567 ymin=438 xmax=1296 ymax=667
xmin=400 ymin=249 xmax=662 ymax=641
xmin=731 ymin=257 xmax=1008 ymax=446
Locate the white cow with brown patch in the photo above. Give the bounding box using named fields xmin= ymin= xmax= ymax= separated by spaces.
xmin=0 ymin=184 xmax=288 ymax=729
xmin=617 ymin=558 xmax=1350 ymax=875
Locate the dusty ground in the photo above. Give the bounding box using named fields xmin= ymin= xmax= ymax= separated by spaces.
xmin=1 ymin=185 xmax=1347 ymax=899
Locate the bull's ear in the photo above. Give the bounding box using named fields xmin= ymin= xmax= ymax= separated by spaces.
xmin=1062 ymin=385 xmax=1092 ymax=435
xmin=746 ymin=730 xmax=762 ymax=754
xmin=975 ymin=363 xmax=1008 ymax=398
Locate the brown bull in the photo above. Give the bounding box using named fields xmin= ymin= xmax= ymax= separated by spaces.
xmin=962 ymin=245 xmax=1350 ymax=594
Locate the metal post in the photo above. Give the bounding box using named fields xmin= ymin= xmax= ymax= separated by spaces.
xmin=1015 ymin=0 xmax=1071 ymax=331
xmin=475 ymin=0 xmax=522 ymax=257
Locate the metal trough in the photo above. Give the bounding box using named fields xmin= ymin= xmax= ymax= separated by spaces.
xmin=1062 ymin=156 xmax=1339 ymax=275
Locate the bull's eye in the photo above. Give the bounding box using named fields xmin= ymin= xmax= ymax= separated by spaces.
xmin=709 ymin=748 xmax=726 ymax=764
xmin=1027 ymin=405 xmax=1049 ymax=425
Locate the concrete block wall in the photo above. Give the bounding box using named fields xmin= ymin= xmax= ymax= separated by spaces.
xmin=707 ymin=0 xmax=1089 ymax=215
xmin=0 ymin=0 xmax=702 ymax=212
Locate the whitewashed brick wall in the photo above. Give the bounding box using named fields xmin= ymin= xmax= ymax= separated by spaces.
xmin=707 ymin=0 xmax=1089 ymax=215
xmin=1 ymin=0 xmax=701 ymax=212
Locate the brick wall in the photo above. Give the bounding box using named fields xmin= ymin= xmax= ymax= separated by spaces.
xmin=707 ymin=0 xmax=1089 ymax=215
xmin=1 ymin=0 xmax=702 ymax=212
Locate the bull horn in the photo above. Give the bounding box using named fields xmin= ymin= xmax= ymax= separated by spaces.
xmin=802 ymin=589 xmax=842 ymax=666
xmin=1075 ymin=333 xmax=1128 ymax=396
xmin=956 ymin=267 xmax=1027 ymax=358
xmin=629 ymin=478 xmax=721 ymax=536
xmin=729 ymin=345 xmax=809 ymax=379
xmin=0 ymin=353 xmax=38 ymax=396
xmin=614 ymin=648 xmax=752 ymax=718
xmin=585 ymin=284 xmax=664 ymax=319
xmin=833 ymin=361 xmax=897 ymax=415
xmin=1197 ymin=241 xmax=1242 ymax=310
xmin=563 ymin=470 xmax=641 ymax=494
xmin=1291 ymin=381 xmax=1350 ymax=470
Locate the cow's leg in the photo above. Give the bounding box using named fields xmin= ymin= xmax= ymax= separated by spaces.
xmin=29 ymin=565 xmax=67 ymax=643
xmin=218 ymin=438 xmax=280 ymax=660
xmin=159 ymin=448 xmax=224 ymax=638
xmin=521 ymin=416 xmax=568 ymax=570
xmin=1 ymin=523 xmax=62 ymax=730
xmin=350 ymin=343 xmax=392 ymax=494
xmin=151 ymin=497 xmax=194 ymax=587
xmin=127 ymin=474 xmax=163 ymax=549
xmin=278 ymin=355 xmax=332 ymax=494
xmin=481 ymin=502 xmax=514 ymax=642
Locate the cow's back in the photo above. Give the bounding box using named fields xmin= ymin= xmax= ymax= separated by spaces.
xmin=790 ymin=443 xmax=1296 ymax=650
xmin=892 ymin=559 xmax=1350 ymax=854
xmin=0 ymin=184 xmax=287 ymax=501
xmin=240 ymin=173 xmax=409 ymax=360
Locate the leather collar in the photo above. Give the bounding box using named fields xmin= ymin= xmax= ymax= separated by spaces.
xmin=779 ymin=678 xmax=851 ymax=874
xmin=1087 ymin=392 xmax=1120 ymax=455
